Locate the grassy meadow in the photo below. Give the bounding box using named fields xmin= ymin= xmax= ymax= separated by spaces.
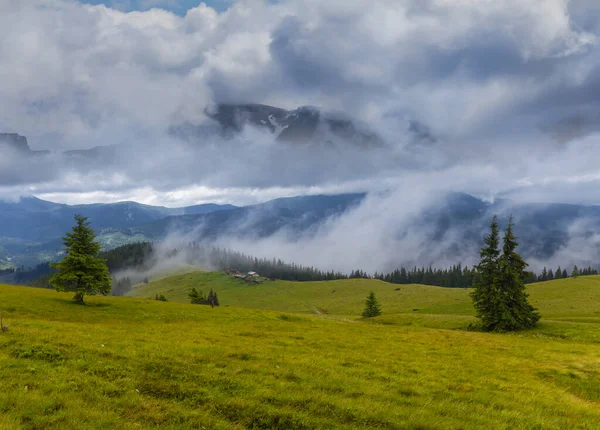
xmin=0 ymin=275 xmax=599 ymax=428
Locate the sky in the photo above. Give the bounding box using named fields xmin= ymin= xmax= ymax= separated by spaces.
xmin=2 ymin=0 xmax=600 ymax=208
xmin=78 ymin=0 xmax=232 ymax=14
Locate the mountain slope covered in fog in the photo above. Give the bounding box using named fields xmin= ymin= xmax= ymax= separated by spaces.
xmin=3 ymin=191 xmax=600 ymax=272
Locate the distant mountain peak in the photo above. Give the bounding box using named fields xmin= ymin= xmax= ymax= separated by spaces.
xmin=0 ymin=133 xmax=31 ymax=153
xmin=0 ymin=133 xmax=49 ymax=157
xmin=169 ymin=103 xmax=386 ymax=148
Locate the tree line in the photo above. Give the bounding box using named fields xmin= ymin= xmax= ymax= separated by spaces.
xmin=20 ymin=239 xmax=600 ymax=293
xmin=87 ymin=241 xmax=600 ymax=288
xmin=531 ymin=265 xmax=598 ymax=282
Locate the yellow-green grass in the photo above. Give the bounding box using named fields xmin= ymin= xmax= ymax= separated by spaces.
xmin=132 ymin=271 xmax=600 ymax=343
xmin=128 ymin=272 xmax=474 ymax=316
xmin=2 ymin=279 xmax=600 ymax=429
xmin=131 ymin=271 xmax=600 ymax=319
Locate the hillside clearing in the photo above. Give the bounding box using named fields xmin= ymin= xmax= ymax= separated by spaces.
xmin=131 ymin=272 xmax=600 ymax=321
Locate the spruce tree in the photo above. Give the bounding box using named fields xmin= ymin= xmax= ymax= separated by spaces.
xmin=188 ymin=288 xmax=204 ymax=304
xmin=362 ymin=291 xmax=382 ymax=317
xmin=208 ymin=289 xmax=220 ymax=307
xmin=472 ymin=216 xmax=539 ymax=332
xmin=562 ymin=269 xmax=568 ymax=278
xmin=572 ymin=265 xmax=579 ymax=278
xmin=496 ymin=217 xmax=540 ymax=331
xmin=50 ymin=215 xmax=111 ymax=304
xmin=555 ymin=266 xmax=562 ymax=279
xmin=155 ymin=293 xmax=168 ymax=302
xmin=471 ymin=216 xmax=501 ymax=330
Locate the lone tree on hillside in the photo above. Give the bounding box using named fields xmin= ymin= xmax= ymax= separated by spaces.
xmin=471 ymin=216 xmax=539 ymax=332
xmin=362 ymin=291 xmax=382 ymax=318
xmin=50 ymin=215 xmax=111 ymax=304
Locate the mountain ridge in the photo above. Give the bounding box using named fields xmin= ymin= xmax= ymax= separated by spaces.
xmin=2 ymin=192 xmax=600 ymax=272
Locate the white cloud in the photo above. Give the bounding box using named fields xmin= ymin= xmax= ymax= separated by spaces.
xmin=1 ymin=0 xmax=600 ymax=208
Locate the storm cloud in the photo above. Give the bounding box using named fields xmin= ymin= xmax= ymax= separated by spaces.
xmin=1 ymin=0 xmax=600 ymax=207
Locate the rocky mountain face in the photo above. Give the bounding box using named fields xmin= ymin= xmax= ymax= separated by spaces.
xmin=0 ymin=133 xmax=49 ymax=156
xmin=3 ymin=103 xmax=438 ymax=157
xmin=0 ymin=132 xmax=115 ymax=161
xmin=170 ymin=103 xmax=387 ymax=148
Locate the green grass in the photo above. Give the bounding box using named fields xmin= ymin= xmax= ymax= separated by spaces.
xmin=131 ymin=272 xmax=600 ymax=328
xmin=1 ymin=276 xmax=600 ymax=428
xmin=131 ymin=272 xmax=600 ymax=344
xmin=128 ymin=272 xmax=474 ymax=316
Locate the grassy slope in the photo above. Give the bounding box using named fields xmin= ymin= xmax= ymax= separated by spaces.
xmin=131 ymin=272 xmax=600 ymax=328
xmin=131 ymin=273 xmax=600 ymax=343
xmin=129 ymin=272 xmax=474 ymax=316
xmin=1 ymin=278 xmax=599 ymax=428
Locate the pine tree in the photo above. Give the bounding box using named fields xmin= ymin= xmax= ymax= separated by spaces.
xmin=572 ymin=265 xmax=579 ymax=278
xmin=155 ymin=293 xmax=168 ymax=302
xmin=362 ymin=291 xmax=382 ymax=318
xmin=495 ymin=217 xmax=540 ymax=331
xmin=562 ymin=269 xmax=568 ymax=278
xmin=471 ymin=216 xmax=539 ymax=332
xmin=208 ymin=289 xmax=220 ymax=307
xmin=50 ymin=215 xmax=111 ymax=304
xmin=471 ymin=216 xmax=501 ymax=330
xmin=555 ymin=266 xmax=562 ymax=279
xmin=188 ymin=288 xmax=204 ymax=304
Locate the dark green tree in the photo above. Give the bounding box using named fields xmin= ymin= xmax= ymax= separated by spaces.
xmin=562 ymin=269 xmax=568 ymax=278
xmin=155 ymin=293 xmax=168 ymax=302
xmin=471 ymin=216 xmax=539 ymax=332
xmin=555 ymin=266 xmax=562 ymax=279
xmin=207 ymin=289 xmax=220 ymax=307
xmin=112 ymin=277 xmax=132 ymax=296
xmin=572 ymin=265 xmax=579 ymax=278
xmin=49 ymin=215 xmax=111 ymax=304
xmin=471 ymin=216 xmax=501 ymax=330
xmin=362 ymin=291 xmax=382 ymax=318
xmin=523 ymin=271 xmax=538 ymax=284
xmin=495 ymin=217 xmax=540 ymax=331
xmin=188 ymin=288 xmax=205 ymax=304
